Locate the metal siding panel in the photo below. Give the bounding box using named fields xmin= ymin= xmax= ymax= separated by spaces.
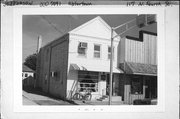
xmin=147 ymin=34 xmax=150 ymax=64
xmin=142 ymin=39 xmax=145 ymax=64
xmin=125 ymin=33 xmax=157 ymax=65
xmin=154 ymin=36 xmax=157 ymax=65
xmin=149 ymin=34 xmax=153 ymax=64
xmin=137 ymin=41 xmax=139 ymax=63
xmin=129 ymin=40 xmax=131 ymax=62
xmin=126 ymin=40 xmax=129 ymax=62
xmin=131 ymin=40 xmax=134 ymax=62
xmin=135 ymin=41 xmax=138 ymax=63
xmin=155 ymin=36 xmax=157 ymax=65
xmin=138 ymin=41 xmax=142 ymax=63
xmin=125 ymin=39 xmax=128 ymax=62
xmin=153 ymin=36 xmax=156 ymax=64
xmin=144 ymin=34 xmax=148 ymax=64
xmin=134 ymin=41 xmax=137 ymax=63
xmin=132 ymin=41 xmax=134 ymax=62
xmin=151 ymin=36 xmax=154 ymax=64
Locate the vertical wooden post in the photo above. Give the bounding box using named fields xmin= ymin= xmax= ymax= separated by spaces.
xmin=109 ymin=28 xmax=114 ymax=105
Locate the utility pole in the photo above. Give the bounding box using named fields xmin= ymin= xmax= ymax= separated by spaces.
xmin=109 ymin=27 xmax=114 ymax=105
xmin=108 ymin=15 xmax=154 ymax=105
xmin=108 ymin=17 xmax=137 ymax=105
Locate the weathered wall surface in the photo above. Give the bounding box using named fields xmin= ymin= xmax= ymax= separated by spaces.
xmin=119 ymin=33 xmax=157 ymax=65
xmin=37 ymin=34 xmax=69 ymax=99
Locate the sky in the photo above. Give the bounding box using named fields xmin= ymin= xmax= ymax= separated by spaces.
xmin=23 ymin=15 xmax=157 ymax=62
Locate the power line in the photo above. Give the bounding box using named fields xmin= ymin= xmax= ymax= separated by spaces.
xmin=40 ymin=15 xmax=64 ymax=34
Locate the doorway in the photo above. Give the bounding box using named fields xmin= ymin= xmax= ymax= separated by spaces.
xmin=145 ymin=77 xmax=157 ymax=99
xmin=145 ymin=79 xmax=151 ymax=98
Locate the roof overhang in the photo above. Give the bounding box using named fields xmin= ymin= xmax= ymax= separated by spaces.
xmin=119 ymin=62 xmax=157 ymax=76
xmin=70 ymin=63 xmax=123 ymax=73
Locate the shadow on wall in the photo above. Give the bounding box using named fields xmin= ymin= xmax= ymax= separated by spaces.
xmin=23 ymin=76 xmax=35 ymax=88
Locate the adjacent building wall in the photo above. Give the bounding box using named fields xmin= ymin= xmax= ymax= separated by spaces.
xmin=119 ymin=32 xmax=157 ymax=65
xmin=37 ymin=34 xmax=69 ymax=99
xmin=118 ymin=32 xmax=157 ymax=104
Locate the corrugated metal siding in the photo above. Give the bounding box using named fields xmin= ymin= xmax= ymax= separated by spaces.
xmin=125 ymin=33 xmax=157 ymax=65
xmin=118 ymin=38 xmax=126 ymax=63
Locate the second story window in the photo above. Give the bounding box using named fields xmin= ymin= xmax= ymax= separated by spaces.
xmin=78 ymin=42 xmax=87 ymax=56
xmin=94 ymin=44 xmax=101 ymax=58
xmin=108 ymin=46 xmax=114 ymax=60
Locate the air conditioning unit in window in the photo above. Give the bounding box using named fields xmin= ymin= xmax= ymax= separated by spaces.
xmin=79 ymin=42 xmax=87 ymax=48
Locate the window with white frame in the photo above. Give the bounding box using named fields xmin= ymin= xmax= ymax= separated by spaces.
xmin=94 ymin=44 xmax=101 ymax=58
xmin=78 ymin=42 xmax=87 ymax=56
xmin=78 ymin=71 xmax=98 ymax=92
xmin=108 ymin=46 xmax=114 ymax=59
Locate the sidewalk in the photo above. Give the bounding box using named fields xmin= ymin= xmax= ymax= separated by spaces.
xmin=73 ymin=100 xmax=125 ymax=105
xmin=22 ymin=87 xmax=126 ymax=105
xmin=23 ymin=90 xmax=125 ymax=105
xmin=23 ymin=91 xmax=73 ymax=105
xmin=23 ymin=95 xmax=37 ymax=105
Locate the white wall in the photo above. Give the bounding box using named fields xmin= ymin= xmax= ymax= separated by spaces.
xmin=68 ymin=34 xmax=119 ymax=68
xmin=66 ymin=70 xmax=78 ymax=99
xmin=66 ymin=17 xmax=121 ymax=99
xmin=67 ymin=34 xmax=120 ymax=100
xmin=98 ymin=80 xmax=106 ymax=96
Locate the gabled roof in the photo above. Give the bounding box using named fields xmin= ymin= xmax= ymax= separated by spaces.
xmin=23 ymin=65 xmax=34 ymax=72
xmin=69 ymin=16 xmax=111 ymax=33
xmin=41 ymin=16 xmax=121 ymax=50
xmin=69 ymin=16 xmax=120 ymax=41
